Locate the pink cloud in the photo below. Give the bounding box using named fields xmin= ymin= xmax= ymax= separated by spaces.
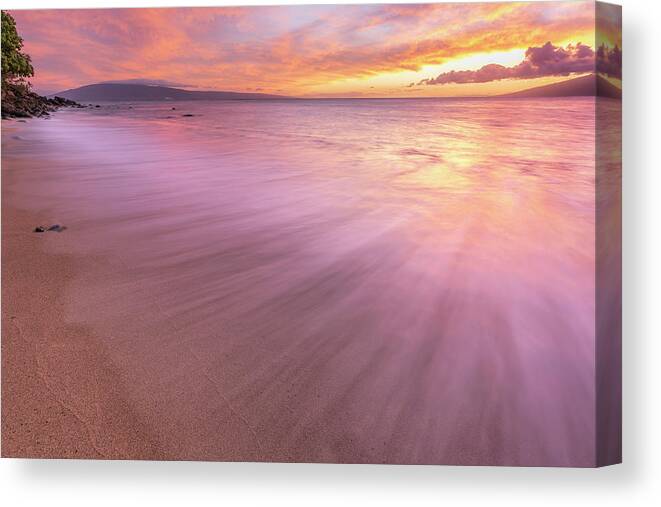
xmin=597 ymin=44 xmax=621 ymax=79
xmin=419 ymin=41 xmax=621 ymax=86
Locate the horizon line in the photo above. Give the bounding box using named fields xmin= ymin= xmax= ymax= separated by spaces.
xmin=48 ymin=73 xmax=619 ymax=101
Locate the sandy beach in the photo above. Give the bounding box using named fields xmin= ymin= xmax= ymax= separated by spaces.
xmin=1 ymin=99 xmax=606 ymax=465
xmin=2 ymin=139 xmax=161 ymax=458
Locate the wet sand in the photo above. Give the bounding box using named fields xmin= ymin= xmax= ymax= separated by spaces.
xmin=1 ymin=99 xmax=605 ymax=465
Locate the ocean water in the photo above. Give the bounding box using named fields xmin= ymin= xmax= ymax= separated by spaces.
xmin=2 ymin=98 xmax=619 ymax=465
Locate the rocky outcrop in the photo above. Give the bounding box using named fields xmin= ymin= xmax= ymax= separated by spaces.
xmin=1 ymin=83 xmax=84 ymax=119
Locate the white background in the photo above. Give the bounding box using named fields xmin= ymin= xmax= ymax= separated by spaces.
xmin=1 ymin=0 xmax=658 ymax=505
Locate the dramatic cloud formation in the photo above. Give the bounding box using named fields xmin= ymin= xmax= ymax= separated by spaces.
xmin=420 ymin=42 xmax=596 ymax=85
xmin=419 ymin=40 xmax=622 ymax=86
xmin=10 ymin=1 xmax=598 ymax=96
xmin=597 ymin=44 xmax=622 ymax=79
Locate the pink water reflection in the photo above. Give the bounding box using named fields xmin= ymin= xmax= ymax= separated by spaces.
xmin=3 ymin=97 xmax=612 ymax=465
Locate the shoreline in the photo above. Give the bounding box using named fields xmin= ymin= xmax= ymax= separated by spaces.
xmin=1 ymin=82 xmax=84 ymax=119
xmin=1 ymin=136 xmax=161 ymax=459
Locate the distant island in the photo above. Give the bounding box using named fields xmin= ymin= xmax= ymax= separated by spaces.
xmin=55 ymin=75 xmax=622 ymax=103
xmin=501 ymin=74 xmax=621 ymax=99
xmin=55 ymin=83 xmax=291 ymax=102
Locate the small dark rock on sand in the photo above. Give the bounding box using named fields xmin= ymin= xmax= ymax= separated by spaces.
xmin=33 ymin=224 xmax=66 ymax=233
xmin=182 ymin=113 xmax=195 ymax=117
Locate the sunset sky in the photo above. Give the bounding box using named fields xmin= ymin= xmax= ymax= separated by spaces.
xmin=10 ymin=1 xmax=621 ymax=98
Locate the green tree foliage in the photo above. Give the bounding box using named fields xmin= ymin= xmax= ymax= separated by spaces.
xmin=1 ymin=11 xmax=34 ymax=88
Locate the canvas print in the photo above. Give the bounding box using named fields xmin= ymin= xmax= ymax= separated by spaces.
xmin=1 ymin=1 xmax=621 ymax=467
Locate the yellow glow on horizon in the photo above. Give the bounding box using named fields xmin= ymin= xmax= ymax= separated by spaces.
xmin=303 ymin=41 xmax=595 ymax=98
xmin=430 ymin=48 xmax=528 ymax=75
xmin=303 ymin=47 xmax=528 ymax=97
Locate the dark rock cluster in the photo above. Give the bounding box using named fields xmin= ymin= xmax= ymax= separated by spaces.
xmin=2 ymin=83 xmax=85 ymax=119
